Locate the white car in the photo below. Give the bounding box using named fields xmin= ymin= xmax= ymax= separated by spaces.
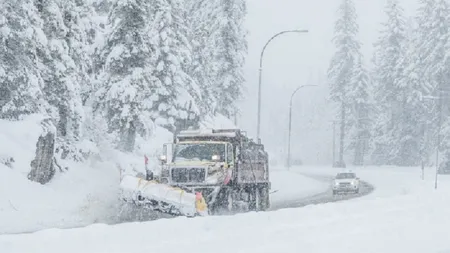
xmin=332 ymin=171 xmax=360 ymax=195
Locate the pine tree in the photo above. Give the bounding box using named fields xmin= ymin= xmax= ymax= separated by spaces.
xmin=327 ymin=0 xmax=361 ymax=167
xmin=427 ymin=0 xmax=450 ymax=170
xmin=184 ymin=0 xmax=219 ymax=115
xmin=36 ymin=0 xmax=85 ymax=160
xmin=70 ymin=0 xmax=102 ymax=105
xmin=371 ymin=0 xmax=408 ymax=165
xmin=0 ymin=0 xmax=46 ymax=119
xmin=212 ymin=0 xmax=247 ymax=119
xmin=347 ymin=54 xmax=371 ymax=165
xmin=149 ymin=0 xmax=201 ymax=133
xmin=94 ymin=0 xmax=155 ymax=152
xmin=394 ymin=0 xmax=450 ymax=167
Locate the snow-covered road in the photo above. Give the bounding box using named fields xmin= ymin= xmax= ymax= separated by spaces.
xmin=2 ymin=166 xmax=450 ymax=253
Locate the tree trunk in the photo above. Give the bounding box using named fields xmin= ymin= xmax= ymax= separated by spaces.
xmin=337 ymin=101 xmax=346 ymax=168
xmin=28 ymin=119 xmax=56 ymax=185
xmin=118 ymin=120 xmax=136 ymax=152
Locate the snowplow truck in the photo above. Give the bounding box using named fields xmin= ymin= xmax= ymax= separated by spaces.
xmin=158 ymin=128 xmax=270 ymax=215
xmin=119 ymin=128 xmax=270 ymax=217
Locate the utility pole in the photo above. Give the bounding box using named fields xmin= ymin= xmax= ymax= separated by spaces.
xmin=256 ymin=29 xmax=309 ymax=141
xmin=332 ymin=120 xmax=336 ymax=167
xmin=435 ymin=87 xmax=443 ymax=189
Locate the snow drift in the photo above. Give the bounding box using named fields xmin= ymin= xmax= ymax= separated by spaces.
xmin=2 ymin=167 xmax=450 ymax=253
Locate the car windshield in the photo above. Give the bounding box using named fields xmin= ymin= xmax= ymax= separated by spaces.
xmin=336 ymin=173 xmax=356 ymax=179
xmin=173 ymin=143 xmax=226 ymax=162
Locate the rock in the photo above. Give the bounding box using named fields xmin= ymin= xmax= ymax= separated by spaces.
xmin=28 ymin=119 xmax=56 ymax=185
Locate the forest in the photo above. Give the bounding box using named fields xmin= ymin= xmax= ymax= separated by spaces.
xmin=2 ymin=0 xmax=450 ymax=183
xmin=329 ymin=0 xmax=450 ymax=169
xmin=0 ymin=0 xmax=247 ymax=180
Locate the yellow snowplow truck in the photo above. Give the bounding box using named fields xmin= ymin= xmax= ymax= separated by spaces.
xmin=120 ymin=128 xmax=270 ymax=217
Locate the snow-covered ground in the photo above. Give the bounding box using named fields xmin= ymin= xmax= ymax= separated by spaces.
xmin=2 ymin=166 xmax=450 ymax=253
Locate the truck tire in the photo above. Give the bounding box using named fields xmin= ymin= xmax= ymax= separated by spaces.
xmin=248 ymin=185 xmax=259 ymax=211
xmin=211 ymin=187 xmax=234 ymax=215
xmin=249 ymin=184 xmax=269 ymax=212
xmin=225 ymin=189 xmax=234 ymax=212
xmin=259 ymin=185 xmax=270 ymax=211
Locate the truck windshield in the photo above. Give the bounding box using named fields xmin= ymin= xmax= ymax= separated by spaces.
xmin=173 ymin=143 xmax=226 ymax=162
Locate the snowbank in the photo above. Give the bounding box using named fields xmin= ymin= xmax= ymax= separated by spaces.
xmin=2 ymin=170 xmax=450 ymax=253
xmin=0 ymin=114 xmax=171 ymax=234
xmin=0 ymin=114 xmax=45 ymax=175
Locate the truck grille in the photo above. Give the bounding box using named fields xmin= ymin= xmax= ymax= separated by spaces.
xmin=171 ymin=168 xmax=206 ymax=183
xmin=339 ymin=182 xmax=351 ymax=187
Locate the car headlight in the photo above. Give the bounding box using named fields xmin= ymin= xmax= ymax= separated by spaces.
xmin=351 ymin=181 xmax=355 ymax=185
xmin=334 ymin=181 xmax=339 ymax=186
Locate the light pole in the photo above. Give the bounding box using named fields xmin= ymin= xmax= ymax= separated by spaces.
xmin=435 ymin=88 xmax=443 ymax=189
xmin=422 ymin=91 xmax=445 ymax=189
xmin=257 ymin=29 xmax=309 ymax=141
xmin=330 ymin=120 xmax=337 ymax=167
xmin=287 ymin=85 xmax=317 ymax=169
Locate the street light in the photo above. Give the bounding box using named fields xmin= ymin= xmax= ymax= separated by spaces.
xmin=422 ymin=90 xmax=445 ymax=189
xmin=256 ymin=29 xmax=309 ymax=141
xmin=287 ymin=85 xmax=317 ymax=169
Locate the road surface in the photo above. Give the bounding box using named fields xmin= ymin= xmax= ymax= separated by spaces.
xmin=270 ymin=173 xmax=374 ymax=210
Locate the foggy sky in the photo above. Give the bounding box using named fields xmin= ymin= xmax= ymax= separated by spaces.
xmin=238 ymin=0 xmax=420 ymax=165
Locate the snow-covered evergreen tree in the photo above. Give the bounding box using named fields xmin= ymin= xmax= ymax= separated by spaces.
xmin=327 ymin=0 xmax=361 ymax=167
xmin=68 ymin=0 xmax=102 ymax=105
xmin=184 ymin=0 xmax=219 ymax=115
xmin=93 ymin=0 xmax=155 ymax=152
xmin=36 ymin=0 xmax=85 ymax=159
xmin=426 ymin=0 xmax=450 ymax=169
xmin=212 ymin=0 xmax=247 ymax=118
xmin=347 ymin=54 xmax=371 ymax=165
xmin=0 ymin=0 xmax=46 ymax=119
xmin=371 ymin=0 xmax=408 ymax=165
xmin=148 ymin=0 xmax=201 ymax=133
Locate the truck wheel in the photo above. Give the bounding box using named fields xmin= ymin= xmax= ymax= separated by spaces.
xmin=225 ymin=190 xmax=234 ymax=212
xmin=255 ymin=187 xmax=261 ymax=211
xmin=259 ymin=185 xmax=270 ymax=211
xmin=212 ymin=187 xmax=234 ymax=215
xmin=248 ymin=185 xmax=260 ymax=211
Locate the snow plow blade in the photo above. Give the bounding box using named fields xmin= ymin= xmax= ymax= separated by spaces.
xmin=119 ymin=175 xmax=208 ymax=217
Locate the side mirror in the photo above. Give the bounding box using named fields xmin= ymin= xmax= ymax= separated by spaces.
xmin=211 ymin=155 xmax=220 ymax=162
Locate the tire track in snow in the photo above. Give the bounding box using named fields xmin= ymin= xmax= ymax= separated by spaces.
xmin=269 ymin=172 xmax=374 ymax=210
